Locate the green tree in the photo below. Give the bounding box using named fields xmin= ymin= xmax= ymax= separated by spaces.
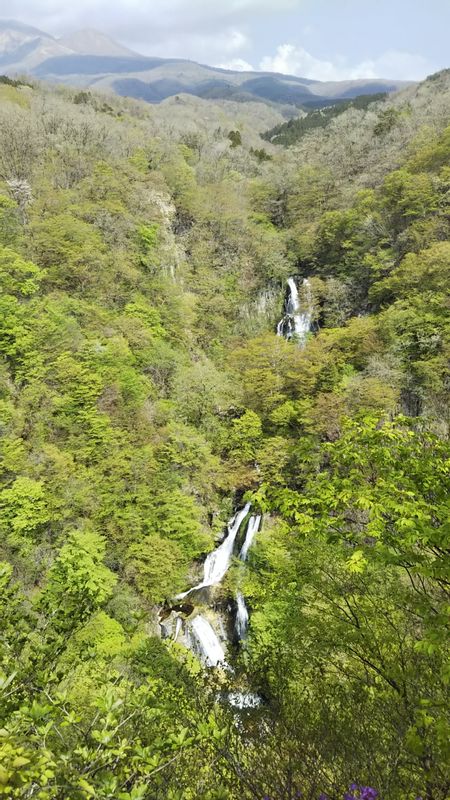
xmin=43 ymin=530 xmax=117 ymax=628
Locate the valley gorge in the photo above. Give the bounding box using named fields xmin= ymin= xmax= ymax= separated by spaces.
xmin=0 ymin=62 xmax=448 ymax=800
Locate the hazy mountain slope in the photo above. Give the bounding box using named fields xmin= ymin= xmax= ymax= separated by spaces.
xmin=0 ymin=18 xmax=412 ymax=109
xmin=33 ymin=50 xmax=409 ymax=108
xmin=307 ymin=77 xmax=409 ymax=97
xmin=59 ymin=28 xmax=138 ymax=57
xmin=0 ymin=19 xmax=72 ymax=70
xmin=0 ymin=19 xmax=52 ymax=54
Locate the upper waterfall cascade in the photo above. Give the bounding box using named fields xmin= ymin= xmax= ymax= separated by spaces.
xmin=277 ymin=277 xmax=313 ymax=344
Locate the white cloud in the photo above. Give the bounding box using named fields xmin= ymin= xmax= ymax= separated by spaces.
xmin=6 ymin=0 xmax=297 ymax=39
xmin=215 ymin=58 xmax=254 ymax=71
xmin=259 ymin=43 xmax=437 ymax=81
xmin=133 ymin=27 xmax=250 ymax=64
xmin=347 ymin=50 xmax=436 ymax=81
xmin=260 ymin=43 xmax=340 ymax=81
xmin=223 ymin=30 xmax=249 ymax=53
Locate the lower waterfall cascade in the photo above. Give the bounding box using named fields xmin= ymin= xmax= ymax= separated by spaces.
xmin=163 ymin=505 xmax=262 ymax=669
xmin=188 ymin=615 xmax=227 ymax=668
xmin=235 ymin=591 xmax=249 ymax=640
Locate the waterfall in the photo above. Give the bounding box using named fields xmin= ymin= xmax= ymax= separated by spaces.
xmin=277 ymin=277 xmax=313 ymax=344
xmin=234 ymin=514 xmax=261 ymax=641
xmin=189 ymin=615 xmax=227 ymax=667
xmin=177 ymin=503 xmax=251 ymax=599
xmin=227 ymin=691 xmax=262 ymax=709
xmin=173 ymin=616 xmax=182 ymax=642
xmin=239 ymin=514 xmax=261 ymax=561
xmin=173 ymin=502 xmax=259 ymax=666
xmin=235 ymin=591 xmax=249 ymax=640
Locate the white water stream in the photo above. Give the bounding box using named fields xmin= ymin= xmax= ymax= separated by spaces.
xmin=227 ymin=691 xmax=262 ymax=709
xmin=234 ymin=515 xmax=262 ymax=641
xmin=177 ymin=503 xmax=251 ymax=599
xmin=173 ymin=616 xmax=182 ymax=642
xmin=189 ymin=615 xmax=227 ymax=667
xmin=239 ymin=514 xmax=261 ymax=561
xmin=235 ymin=591 xmax=249 ymax=640
xmin=173 ymin=503 xmax=251 ymax=667
xmin=277 ymin=276 xmax=313 ymax=344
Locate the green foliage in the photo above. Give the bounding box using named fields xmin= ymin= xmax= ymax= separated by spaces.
xmin=228 ymin=130 xmax=242 ymax=148
xmin=373 ymin=106 xmax=401 ymax=135
xmin=137 ymin=223 xmax=159 ymax=267
xmin=0 ymin=477 xmax=50 ymax=549
xmin=43 ymin=530 xmax=117 ymax=627
xmin=227 ymin=410 xmax=263 ymax=461
xmin=249 ymin=147 xmax=272 ymax=162
xmin=126 ymin=533 xmax=187 ymax=602
xmin=372 ymin=240 xmax=450 ymax=300
xmin=73 ymin=90 xmax=91 ymax=105
xmin=408 ymin=124 xmax=450 ymax=172
xmin=0 ymin=70 xmax=448 ymax=799
xmin=0 ymin=196 xmax=21 ymax=246
xmin=0 ymin=246 xmax=44 ymax=296
xmin=246 ymin=417 xmax=450 ymax=797
xmin=381 ymin=168 xmax=439 ymax=232
xmin=30 ymin=211 xmax=107 ymax=290
xmin=62 ymin=611 xmax=127 ymax=662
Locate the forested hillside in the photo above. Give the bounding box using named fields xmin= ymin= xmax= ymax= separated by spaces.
xmin=0 ymin=69 xmax=449 ymax=799
xmin=261 ymin=93 xmax=387 ymax=146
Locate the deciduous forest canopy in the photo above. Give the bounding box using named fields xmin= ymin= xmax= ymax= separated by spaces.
xmin=0 ymin=66 xmax=449 ymax=799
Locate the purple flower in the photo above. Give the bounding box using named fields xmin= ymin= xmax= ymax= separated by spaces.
xmin=344 ymin=786 xmax=378 ymax=800
xmin=360 ymin=788 xmax=378 ymax=800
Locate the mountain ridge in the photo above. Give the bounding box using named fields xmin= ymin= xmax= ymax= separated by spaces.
xmin=0 ymin=18 xmax=413 ymax=108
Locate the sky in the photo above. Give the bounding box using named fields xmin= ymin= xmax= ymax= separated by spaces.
xmin=5 ymin=0 xmax=450 ymax=81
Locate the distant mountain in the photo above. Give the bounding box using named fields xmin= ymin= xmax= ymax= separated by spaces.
xmin=58 ymin=28 xmax=138 ymax=57
xmin=0 ymin=19 xmax=72 ymax=70
xmin=0 ymin=18 xmax=413 ymax=109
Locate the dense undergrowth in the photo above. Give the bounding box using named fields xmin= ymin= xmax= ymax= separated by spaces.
xmin=0 ymin=70 xmax=449 ymax=798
